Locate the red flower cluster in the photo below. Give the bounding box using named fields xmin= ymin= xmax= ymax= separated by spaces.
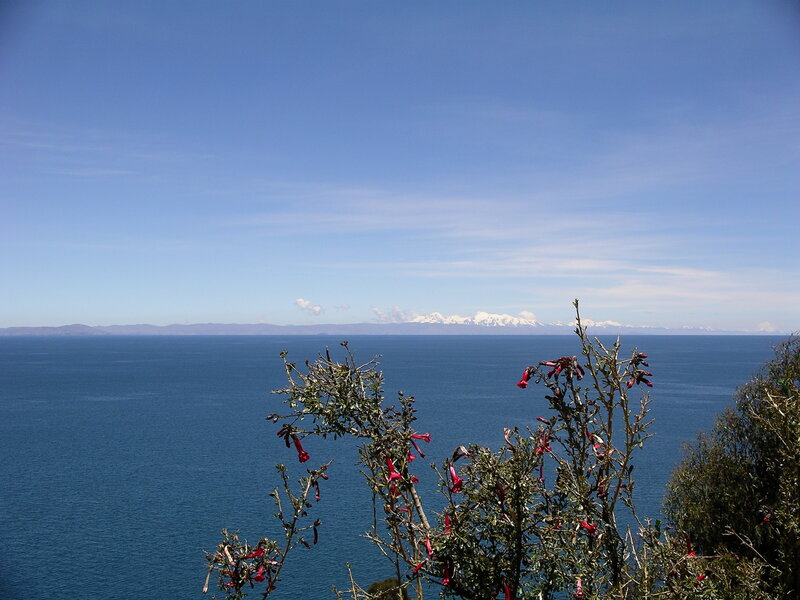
xmin=536 ymin=432 xmax=552 ymax=455
xmin=627 ymin=370 xmax=654 ymax=388
xmin=540 ymin=356 xmax=585 ymax=380
xmin=627 ymin=353 xmax=653 ymax=387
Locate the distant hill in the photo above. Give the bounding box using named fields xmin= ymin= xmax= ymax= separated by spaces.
xmin=0 ymin=321 xmax=773 ymax=336
xmin=0 ymin=324 xmax=109 ymax=336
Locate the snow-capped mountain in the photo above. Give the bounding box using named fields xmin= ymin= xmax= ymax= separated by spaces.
xmin=409 ymin=311 xmax=540 ymax=327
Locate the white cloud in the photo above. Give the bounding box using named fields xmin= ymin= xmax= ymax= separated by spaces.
xmin=757 ymin=321 xmax=777 ymax=333
xmin=335 ymin=303 xmax=351 ymax=311
xmin=371 ymin=305 xmax=416 ymax=323
xmin=295 ymin=298 xmax=323 ymax=316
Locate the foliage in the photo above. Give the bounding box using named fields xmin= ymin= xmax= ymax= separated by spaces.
xmin=367 ymin=578 xmax=410 ymax=600
xmin=664 ymin=337 xmax=800 ymax=597
xmin=204 ymin=301 xmax=792 ymax=599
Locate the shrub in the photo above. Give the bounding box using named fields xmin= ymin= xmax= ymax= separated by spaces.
xmin=664 ymin=337 xmax=800 ymax=597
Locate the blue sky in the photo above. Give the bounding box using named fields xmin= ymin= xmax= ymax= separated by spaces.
xmin=2 ymin=1 xmax=799 ymax=331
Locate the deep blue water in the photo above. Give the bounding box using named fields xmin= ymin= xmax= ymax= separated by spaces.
xmin=0 ymin=335 xmax=780 ymax=599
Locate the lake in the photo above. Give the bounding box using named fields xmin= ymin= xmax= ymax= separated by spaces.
xmin=0 ymin=334 xmax=780 ymax=599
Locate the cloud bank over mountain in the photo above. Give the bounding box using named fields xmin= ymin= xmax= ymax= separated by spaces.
xmin=372 ymin=307 xmax=656 ymax=330
xmin=372 ymin=307 xmax=541 ymax=327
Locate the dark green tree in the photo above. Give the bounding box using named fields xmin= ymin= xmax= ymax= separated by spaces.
xmin=664 ymin=337 xmax=800 ymax=597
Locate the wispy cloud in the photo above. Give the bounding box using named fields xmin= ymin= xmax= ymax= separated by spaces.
xmin=47 ymin=168 xmax=136 ymax=177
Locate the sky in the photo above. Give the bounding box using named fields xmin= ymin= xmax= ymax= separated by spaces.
xmin=2 ymin=1 xmax=799 ymax=332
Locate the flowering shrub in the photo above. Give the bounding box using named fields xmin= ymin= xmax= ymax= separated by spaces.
xmin=204 ymin=301 xmax=788 ymax=599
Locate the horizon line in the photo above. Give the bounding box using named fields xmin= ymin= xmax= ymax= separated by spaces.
xmin=0 ymin=321 xmax=790 ymax=337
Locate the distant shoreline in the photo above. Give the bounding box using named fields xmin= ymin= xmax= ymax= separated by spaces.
xmin=0 ymin=322 xmax=786 ymax=336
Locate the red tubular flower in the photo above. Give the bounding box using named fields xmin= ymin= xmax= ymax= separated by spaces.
xmin=411 ymin=432 xmax=432 ymax=443
xmin=442 ymin=561 xmax=452 ymax=586
xmin=574 ymin=578 xmax=584 ymax=598
xmin=413 ymin=561 xmax=425 ymax=574
xmin=537 ymin=462 xmax=544 ymax=483
xmin=292 ymin=435 xmax=310 ymax=463
xmin=452 ymin=446 xmax=469 ymax=461
xmin=685 ymin=535 xmax=697 ymax=557
xmin=314 ymin=483 xmax=321 ymax=501
xmin=536 ymin=416 xmax=549 ymax=424
xmin=407 ymin=450 xmax=416 ymax=463
xmin=444 ymin=515 xmax=451 ymax=535
xmin=495 ymin=483 xmax=506 ymax=504
xmin=253 ymin=566 xmax=266 ymax=583
xmin=504 ymin=583 xmax=512 ymax=600
xmin=411 ymin=475 xmax=419 ymax=484
xmin=424 ymin=536 xmax=434 ymax=557
xmin=277 ymin=425 xmax=292 ymax=448
xmin=449 ymin=465 xmax=464 ymax=493
xmin=386 ymin=458 xmax=403 ymax=482
xmin=517 ymin=368 xmax=532 ymax=389
xmin=242 ymin=547 xmax=264 ymax=559
xmin=573 ymin=358 xmax=585 ymax=380
xmin=580 ymin=520 xmax=597 ymax=535
xmin=410 ymin=439 xmax=426 ymax=458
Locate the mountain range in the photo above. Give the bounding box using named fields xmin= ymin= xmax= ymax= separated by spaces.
xmin=0 ymin=319 xmax=771 ymax=336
